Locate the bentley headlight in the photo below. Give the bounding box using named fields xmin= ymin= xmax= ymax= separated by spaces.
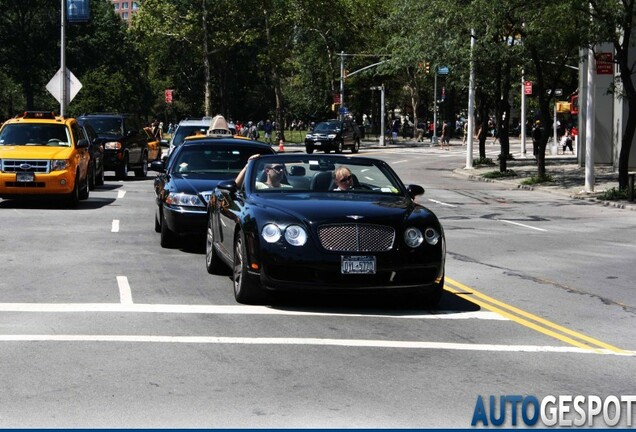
xmin=50 ymin=159 xmax=70 ymax=171
xmin=262 ymin=224 xmax=282 ymax=243
xmin=424 ymin=227 xmax=440 ymax=245
xmin=404 ymin=227 xmax=423 ymax=248
xmin=284 ymin=225 xmax=307 ymax=246
xmin=165 ymin=192 xmax=204 ymax=207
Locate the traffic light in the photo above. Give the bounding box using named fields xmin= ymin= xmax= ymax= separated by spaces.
xmin=425 ymin=62 xmax=430 ymax=74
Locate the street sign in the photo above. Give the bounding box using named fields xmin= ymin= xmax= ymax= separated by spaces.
xmin=67 ymin=0 xmax=90 ymax=23
xmin=437 ymin=66 xmax=449 ymax=75
xmin=46 ymin=68 xmax=82 ymax=105
xmin=333 ymin=94 xmax=341 ymax=104
xmin=165 ymin=89 xmax=173 ymax=104
xmin=595 ymin=52 xmax=613 ymax=75
xmin=524 ymin=81 xmax=532 ymax=95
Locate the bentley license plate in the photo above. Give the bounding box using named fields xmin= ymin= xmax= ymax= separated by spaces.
xmin=341 ymin=255 xmax=376 ymax=274
xmin=16 ymin=172 xmax=34 ymax=182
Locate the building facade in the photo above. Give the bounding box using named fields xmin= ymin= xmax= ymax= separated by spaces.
xmin=111 ymin=0 xmax=139 ymax=22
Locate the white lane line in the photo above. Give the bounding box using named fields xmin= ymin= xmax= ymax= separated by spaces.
xmin=0 ymin=303 xmax=505 ymax=320
xmin=116 ymin=277 xmax=133 ymax=305
xmin=498 ymin=219 xmax=548 ymax=232
xmin=428 ymin=198 xmax=457 ymax=208
xmin=111 ymin=219 xmax=120 ymax=233
xmin=0 ymin=334 xmax=631 ymax=355
xmin=117 ymin=190 xmax=126 ymax=199
xmin=392 ymin=160 xmax=408 ymax=164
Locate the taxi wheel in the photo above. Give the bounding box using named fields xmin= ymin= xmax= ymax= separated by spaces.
xmin=67 ymin=173 xmax=80 ymax=207
xmin=233 ymin=232 xmax=263 ymax=304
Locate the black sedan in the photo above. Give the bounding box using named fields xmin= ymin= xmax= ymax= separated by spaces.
xmin=77 ymin=119 xmax=104 ymax=190
xmin=205 ymin=154 xmax=445 ymax=305
xmin=151 ymin=136 xmax=275 ymax=248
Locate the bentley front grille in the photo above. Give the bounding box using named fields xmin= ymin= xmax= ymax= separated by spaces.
xmin=318 ymin=223 xmax=395 ymax=252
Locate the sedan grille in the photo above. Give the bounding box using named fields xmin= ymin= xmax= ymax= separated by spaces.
xmin=318 ymin=224 xmax=395 ymax=252
xmin=1 ymin=160 xmax=50 ymax=173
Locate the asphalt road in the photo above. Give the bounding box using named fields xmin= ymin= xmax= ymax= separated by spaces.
xmin=1 ymin=144 xmax=634 ymax=428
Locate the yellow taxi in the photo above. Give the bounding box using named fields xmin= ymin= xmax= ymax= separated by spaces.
xmin=0 ymin=111 xmax=90 ymax=206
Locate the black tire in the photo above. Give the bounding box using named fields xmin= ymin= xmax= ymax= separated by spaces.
xmin=154 ymin=208 xmax=161 ymax=233
xmin=412 ymin=276 xmax=445 ymax=308
xmin=205 ymin=217 xmax=225 ymax=274
xmin=233 ymin=232 xmax=263 ymax=304
xmin=79 ymin=172 xmax=90 ymax=201
xmin=115 ymin=154 xmax=129 ymax=180
xmin=67 ymin=174 xmax=80 ymax=207
xmin=95 ymin=162 xmax=105 ymax=186
xmin=306 ymin=146 xmax=314 ymax=154
xmin=335 ymin=140 xmax=344 ymax=153
xmin=88 ymin=162 xmax=96 ymax=190
xmin=134 ymin=151 xmax=148 ymax=177
xmin=160 ymin=211 xmax=177 ymax=248
xmin=351 ymin=139 xmax=360 ymax=153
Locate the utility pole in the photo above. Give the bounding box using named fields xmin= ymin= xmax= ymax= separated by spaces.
xmin=60 ymin=0 xmax=67 ymax=116
xmin=339 ymin=51 xmax=345 ymax=121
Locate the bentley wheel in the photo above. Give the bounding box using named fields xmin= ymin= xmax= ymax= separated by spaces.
xmin=205 ymin=217 xmax=224 ymax=274
xmin=233 ymin=232 xmax=262 ymax=304
xmin=412 ymin=276 xmax=444 ymax=308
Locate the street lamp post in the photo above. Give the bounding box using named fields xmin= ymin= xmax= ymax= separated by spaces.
xmin=371 ymin=85 xmax=385 ymax=146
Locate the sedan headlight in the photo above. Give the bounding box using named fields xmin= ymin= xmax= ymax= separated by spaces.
xmin=104 ymin=141 xmax=122 ymax=150
xmin=262 ymin=224 xmax=282 ymax=243
xmin=284 ymin=225 xmax=307 ymax=246
xmin=305 ymin=134 xmax=312 ymax=139
xmin=165 ymin=192 xmax=204 ymax=207
xmin=404 ymin=227 xmax=423 ymax=248
xmin=50 ymin=159 xmax=70 ymax=171
xmin=328 ymin=134 xmax=337 ymax=139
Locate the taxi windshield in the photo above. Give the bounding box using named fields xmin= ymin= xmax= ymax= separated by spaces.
xmin=0 ymin=124 xmax=71 ymax=146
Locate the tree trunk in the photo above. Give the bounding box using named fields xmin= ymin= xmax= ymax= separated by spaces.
xmin=202 ymin=0 xmax=211 ymax=117
xmin=498 ymin=61 xmax=512 ymax=173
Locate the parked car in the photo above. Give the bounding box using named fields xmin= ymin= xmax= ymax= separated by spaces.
xmin=205 ymin=153 xmax=446 ymax=305
xmin=77 ymin=113 xmax=149 ymax=180
xmin=305 ymin=119 xmax=361 ymax=154
xmin=77 ymin=118 xmax=104 ymax=190
xmin=0 ymin=111 xmax=90 ymax=206
xmin=151 ymin=135 xmax=275 ymax=248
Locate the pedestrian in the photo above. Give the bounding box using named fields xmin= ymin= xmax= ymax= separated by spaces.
xmin=440 ymin=121 xmax=450 ymax=150
xmin=263 ymin=119 xmax=273 ymax=145
xmin=561 ymin=129 xmax=574 ymax=154
xmin=462 ymin=121 xmax=468 ymax=145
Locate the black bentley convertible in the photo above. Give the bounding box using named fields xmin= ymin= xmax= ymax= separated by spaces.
xmin=205 ymin=154 xmax=446 ymax=305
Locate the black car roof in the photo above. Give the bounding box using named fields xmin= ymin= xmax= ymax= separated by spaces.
xmin=179 ymin=138 xmax=274 ymax=151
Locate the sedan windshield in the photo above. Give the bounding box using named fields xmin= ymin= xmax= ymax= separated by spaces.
xmin=82 ymin=118 xmax=123 ymax=137
xmin=0 ymin=124 xmax=71 ymax=146
xmin=250 ymin=156 xmax=403 ymax=194
xmin=172 ymin=145 xmax=260 ymax=175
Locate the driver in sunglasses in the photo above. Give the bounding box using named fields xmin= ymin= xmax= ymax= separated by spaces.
xmin=333 ymin=166 xmax=354 ymax=191
xmin=256 ymin=162 xmax=292 ymax=189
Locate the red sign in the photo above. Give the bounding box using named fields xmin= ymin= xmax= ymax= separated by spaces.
xmin=165 ymin=89 xmax=173 ymax=104
xmin=524 ymin=81 xmax=532 ymax=95
xmin=333 ymin=94 xmax=341 ymax=104
xmin=595 ymin=52 xmax=613 ymax=75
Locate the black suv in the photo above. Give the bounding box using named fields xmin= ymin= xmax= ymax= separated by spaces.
xmin=305 ymin=119 xmax=361 ymax=154
xmin=77 ymin=113 xmax=149 ymax=179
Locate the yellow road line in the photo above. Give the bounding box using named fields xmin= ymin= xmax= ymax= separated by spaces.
xmin=445 ymin=277 xmax=628 ymax=354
